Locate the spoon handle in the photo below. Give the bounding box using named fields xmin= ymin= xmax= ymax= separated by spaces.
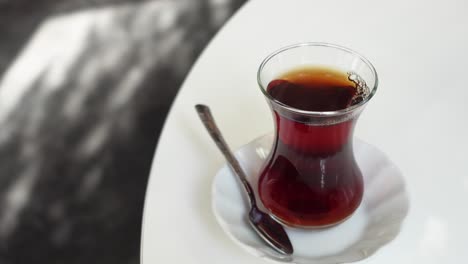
xmin=195 ymin=104 xmax=256 ymax=206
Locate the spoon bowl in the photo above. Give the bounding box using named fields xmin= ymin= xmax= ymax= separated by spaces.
xmin=249 ymin=206 xmax=293 ymax=255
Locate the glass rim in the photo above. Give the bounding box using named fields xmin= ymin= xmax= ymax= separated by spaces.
xmin=257 ymin=42 xmax=379 ymax=117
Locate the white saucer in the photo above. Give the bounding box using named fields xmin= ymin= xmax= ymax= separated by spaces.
xmin=212 ymin=133 xmax=409 ymax=263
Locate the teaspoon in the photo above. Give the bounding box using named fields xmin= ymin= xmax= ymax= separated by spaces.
xmin=195 ymin=104 xmax=293 ymax=255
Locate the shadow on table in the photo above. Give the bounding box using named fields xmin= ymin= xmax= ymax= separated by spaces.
xmin=0 ymin=0 xmax=245 ymax=263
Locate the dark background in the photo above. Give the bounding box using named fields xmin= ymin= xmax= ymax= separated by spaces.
xmin=0 ymin=0 xmax=245 ymax=263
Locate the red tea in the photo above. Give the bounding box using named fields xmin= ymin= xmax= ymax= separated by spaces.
xmin=258 ymin=67 xmax=365 ymax=227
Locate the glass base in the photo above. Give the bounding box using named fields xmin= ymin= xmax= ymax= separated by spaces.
xmin=269 ymin=209 xmax=356 ymax=229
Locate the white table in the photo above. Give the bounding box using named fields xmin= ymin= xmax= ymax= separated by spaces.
xmin=141 ymin=0 xmax=468 ymax=263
